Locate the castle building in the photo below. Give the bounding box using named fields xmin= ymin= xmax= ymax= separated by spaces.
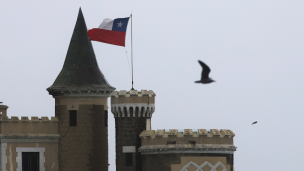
xmin=0 ymin=8 xmax=236 ymax=171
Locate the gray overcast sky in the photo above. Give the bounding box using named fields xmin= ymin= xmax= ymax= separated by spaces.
xmin=1 ymin=0 xmax=304 ymax=170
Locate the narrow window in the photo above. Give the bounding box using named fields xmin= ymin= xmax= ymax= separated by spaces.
xmin=70 ymin=110 xmax=77 ymax=126
xmin=126 ymin=153 xmax=133 ymax=166
xmin=105 ymin=110 xmax=108 ymax=127
xmin=22 ymin=152 xmax=39 ymax=171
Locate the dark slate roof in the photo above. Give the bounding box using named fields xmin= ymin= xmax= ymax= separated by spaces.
xmin=47 ymin=8 xmax=115 ymax=95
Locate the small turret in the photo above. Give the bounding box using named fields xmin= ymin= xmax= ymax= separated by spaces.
xmin=0 ymin=104 xmax=8 ymax=118
xmin=111 ymin=89 xmax=155 ymax=130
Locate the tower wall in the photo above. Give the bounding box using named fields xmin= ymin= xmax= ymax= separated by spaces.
xmin=115 ymin=117 xmax=146 ymax=171
xmin=111 ymin=90 xmax=156 ymax=171
xmin=55 ymin=102 xmax=108 ymax=171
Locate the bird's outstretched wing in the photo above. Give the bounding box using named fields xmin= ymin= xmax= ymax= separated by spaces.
xmin=198 ymin=60 xmax=211 ymax=79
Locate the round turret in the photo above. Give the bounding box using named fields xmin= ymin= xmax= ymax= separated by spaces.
xmin=111 ymin=89 xmax=155 ymax=117
xmin=111 ymin=89 xmax=156 ymax=171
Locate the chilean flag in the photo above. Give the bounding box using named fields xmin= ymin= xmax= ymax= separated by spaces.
xmin=88 ymin=17 xmax=130 ymax=47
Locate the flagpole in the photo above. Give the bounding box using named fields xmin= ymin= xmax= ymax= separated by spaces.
xmin=131 ymin=13 xmax=134 ymax=90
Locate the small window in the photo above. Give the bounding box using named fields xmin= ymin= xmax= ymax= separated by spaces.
xmin=70 ymin=110 xmax=77 ymax=126
xmin=105 ymin=110 xmax=108 ymax=127
xmin=22 ymin=152 xmax=39 ymax=171
xmin=126 ymin=153 xmax=133 ymax=166
xmin=167 ymin=141 xmax=176 ymax=145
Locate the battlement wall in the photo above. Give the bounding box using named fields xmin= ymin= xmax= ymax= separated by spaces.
xmin=111 ymin=90 xmax=155 ymax=104
xmin=0 ymin=116 xmax=58 ymax=134
xmin=139 ymin=129 xmax=236 ymax=155
xmin=111 ymin=90 xmax=156 ymax=118
xmin=140 ymin=129 xmax=235 ymax=144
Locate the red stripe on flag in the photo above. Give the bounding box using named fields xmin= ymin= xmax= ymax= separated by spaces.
xmin=88 ymin=28 xmax=126 ymax=47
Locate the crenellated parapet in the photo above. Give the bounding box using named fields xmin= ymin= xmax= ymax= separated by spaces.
xmin=111 ymin=90 xmax=156 ymax=118
xmin=140 ymin=129 xmax=235 ymax=139
xmin=0 ymin=116 xmax=58 ymax=122
xmin=139 ymin=129 xmax=236 ymax=154
xmin=0 ymin=116 xmax=59 ymax=134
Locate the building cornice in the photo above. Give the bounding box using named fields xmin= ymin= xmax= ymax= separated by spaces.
xmin=48 ymin=89 xmax=114 ymax=98
xmin=0 ymin=133 xmax=60 ymax=143
xmin=139 ymin=144 xmax=237 ymax=154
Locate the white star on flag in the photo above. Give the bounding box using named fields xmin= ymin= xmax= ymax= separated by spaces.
xmin=117 ymin=21 xmax=123 ymax=27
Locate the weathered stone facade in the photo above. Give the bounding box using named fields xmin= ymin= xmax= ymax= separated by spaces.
xmin=141 ymin=153 xmax=234 ymax=171
xmin=55 ymin=104 xmax=108 ymax=171
xmin=0 ymin=106 xmax=60 ymax=171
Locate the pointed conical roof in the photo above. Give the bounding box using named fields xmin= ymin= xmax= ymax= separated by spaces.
xmin=47 ymin=8 xmax=115 ymax=97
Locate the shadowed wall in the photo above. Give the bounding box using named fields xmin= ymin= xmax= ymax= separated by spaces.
xmin=115 ymin=117 xmax=146 ymax=171
xmin=56 ymin=104 xmax=108 ymax=171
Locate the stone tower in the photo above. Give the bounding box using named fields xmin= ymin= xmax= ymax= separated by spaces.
xmin=110 ymin=90 xmax=156 ymax=171
xmin=47 ymin=8 xmax=115 ymax=171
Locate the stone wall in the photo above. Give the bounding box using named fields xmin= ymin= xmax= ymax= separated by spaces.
xmin=4 ymin=143 xmax=59 ymax=171
xmin=56 ymin=104 xmax=108 ymax=171
xmin=115 ymin=117 xmax=146 ymax=171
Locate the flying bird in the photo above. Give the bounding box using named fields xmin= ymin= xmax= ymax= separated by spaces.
xmin=195 ymin=60 xmax=215 ymax=84
xmin=252 ymin=121 xmax=257 ymax=125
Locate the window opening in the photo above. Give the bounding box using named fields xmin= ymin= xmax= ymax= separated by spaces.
xmin=105 ymin=110 xmax=108 ymax=127
xmin=126 ymin=153 xmax=133 ymax=166
xmin=22 ymin=152 xmax=39 ymax=171
xmin=70 ymin=110 xmax=77 ymax=126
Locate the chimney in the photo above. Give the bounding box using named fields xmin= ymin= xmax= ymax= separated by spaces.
xmin=0 ymin=104 xmax=9 ymax=117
